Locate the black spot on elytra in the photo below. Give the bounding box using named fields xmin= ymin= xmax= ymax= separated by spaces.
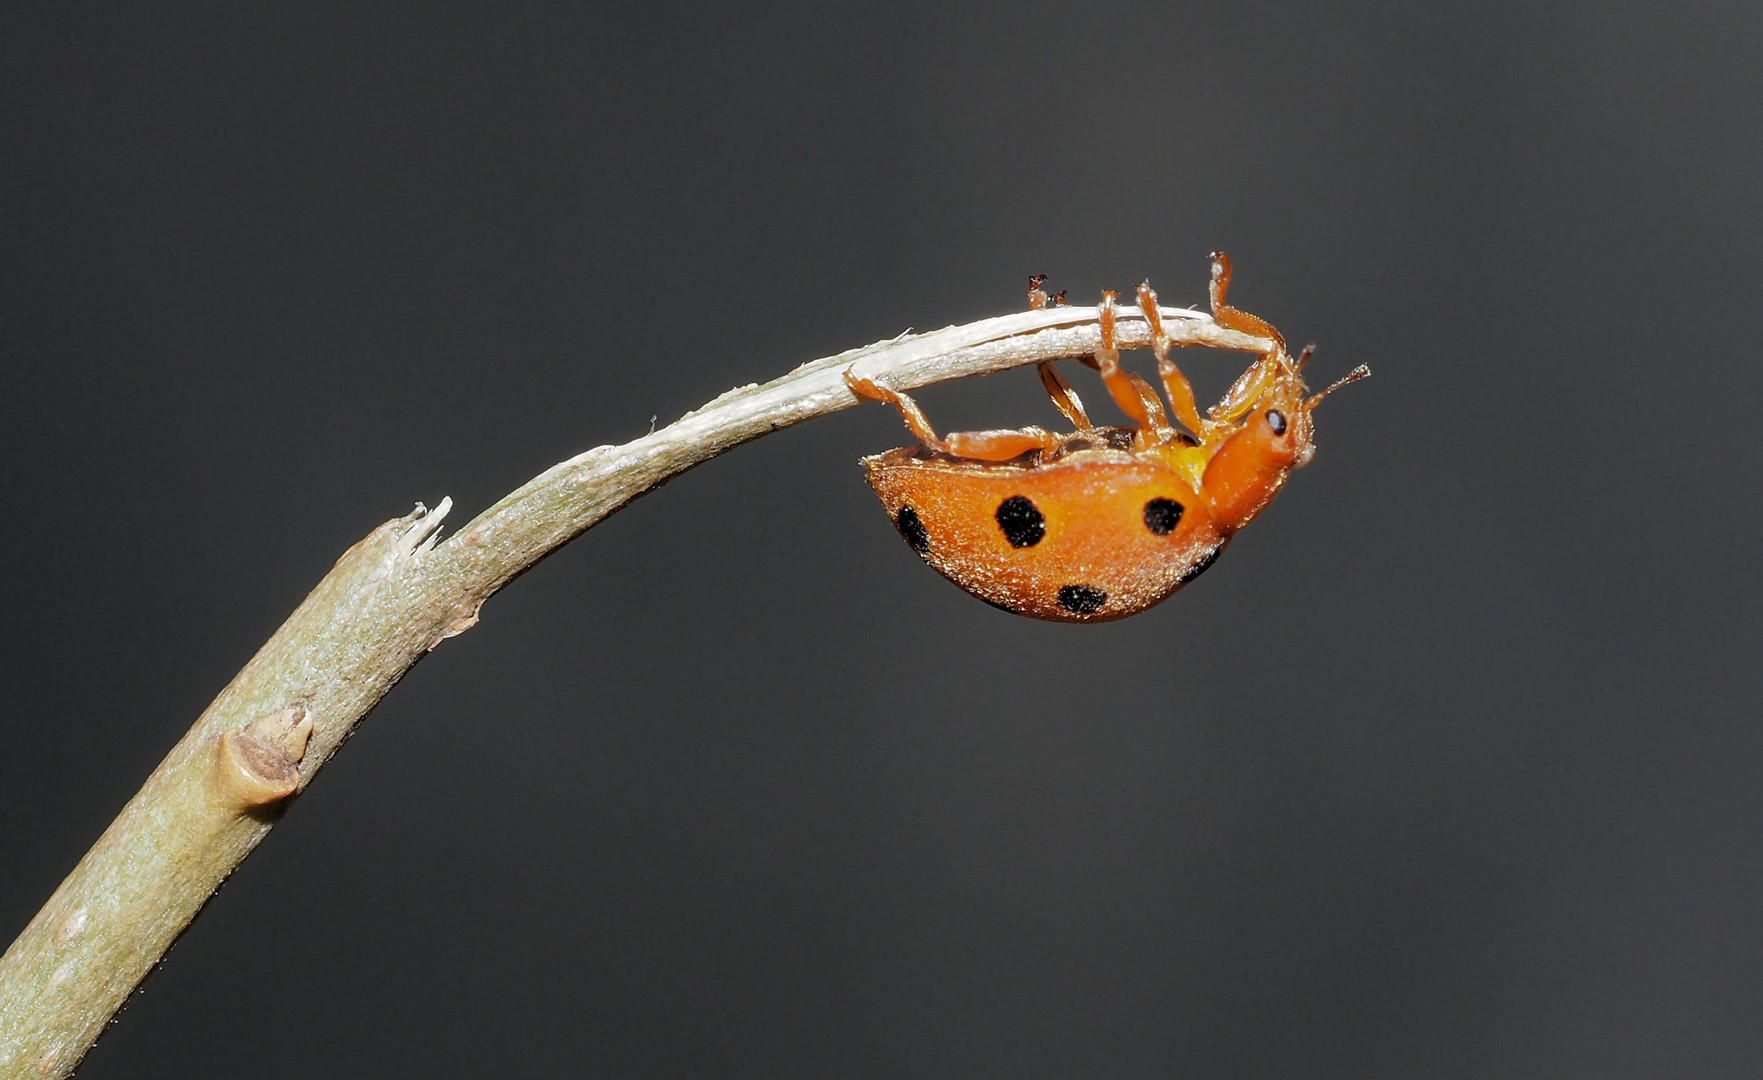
xmin=1176 ymin=546 xmax=1222 ymax=584
xmin=1143 ymin=497 xmax=1185 ymax=535
xmin=1057 ymin=584 xmax=1107 ymax=614
xmin=995 ymin=495 xmax=1045 ymax=548
xmin=894 ymin=505 xmax=930 ymax=553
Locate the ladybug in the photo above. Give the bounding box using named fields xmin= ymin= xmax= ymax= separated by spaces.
xmin=844 ymin=253 xmax=1368 ymax=622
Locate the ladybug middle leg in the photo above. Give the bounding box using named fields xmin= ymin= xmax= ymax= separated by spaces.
xmin=1135 ymin=282 xmax=1208 ymax=438
xmin=1089 ymin=290 xmax=1177 ymax=450
xmin=1026 ymin=274 xmax=1069 ymax=311
xmin=1036 ymin=362 xmax=1091 ymax=430
xmin=844 ymin=372 xmax=1061 ymax=461
xmin=1026 ymin=277 xmax=1086 ymax=429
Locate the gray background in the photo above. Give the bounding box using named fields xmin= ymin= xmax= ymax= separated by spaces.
xmin=4 ymin=3 xmax=1760 ymax=1076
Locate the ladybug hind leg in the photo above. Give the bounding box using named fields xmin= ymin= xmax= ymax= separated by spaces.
xmin=846 ymin=372 xmax=946 ymax=450
xmin=845 ymin=371 xmax=1059 ymax=462
xmin=943 ymin=426 xmax=1061 ymax=461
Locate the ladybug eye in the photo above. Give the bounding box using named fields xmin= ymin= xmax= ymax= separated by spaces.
xmin=1265 ymin=408 xmax=1287 ymax=436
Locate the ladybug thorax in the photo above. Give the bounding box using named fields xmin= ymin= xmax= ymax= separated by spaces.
xmin=1142 ymin=440 xmax=1213 ymax=494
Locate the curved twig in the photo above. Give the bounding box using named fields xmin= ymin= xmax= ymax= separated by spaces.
xmin=0 ymin=299 xmax=1271 ymax=1078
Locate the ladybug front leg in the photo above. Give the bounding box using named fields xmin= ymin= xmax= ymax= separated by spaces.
xmin=1203 ymin=251 xmax=1292 ymax=426
xmin=1208 ymin=353 xmax=1284 ymax=426
xmin=844 ymin=371 xmax=1060 ymax=462
xmin=1206 ymin=251 xmax=1285 ymax=350
xmin=1090 ymin=291 xmax=1177 ymax=449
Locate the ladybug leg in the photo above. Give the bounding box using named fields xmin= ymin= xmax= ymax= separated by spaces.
xmin=1037 ymin=361 xmax=1091 ymax=429
xmin=1135 ymin=282 xmax=1208 ymax=437
xmin=1203 ymin=252 xmax=1294 ymax=425
xmin=1209 ymin=356 xmax=1282 ymax=424
xmin=1206 ymin=251 xmax=1285 ymax=349
xmin=844 ymin=371 xmax=950 ymax=452
xmin=1027 ymin=275 xmax=1069 ymax=311
xmin=1091 ymin=290 xmax=1176 ymax=449
xmin=943 ymin=426 xmax=1062 ymax=461
xmin=845 ymin=370 xmax=1060 ymax=461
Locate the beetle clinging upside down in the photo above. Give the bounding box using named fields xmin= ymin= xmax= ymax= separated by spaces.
xmin=844 ymin=253 xmax=1369 ymax=622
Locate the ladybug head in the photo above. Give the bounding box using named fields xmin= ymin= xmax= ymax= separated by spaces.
xmin=1242 ymin=349 xmax=1370 ymax=471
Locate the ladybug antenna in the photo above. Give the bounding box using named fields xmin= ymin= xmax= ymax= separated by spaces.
xmin=1293 ymin=343 xmax=1315 ymax=372
xmin=1304 ymin=364 xmax=1371 ymax=410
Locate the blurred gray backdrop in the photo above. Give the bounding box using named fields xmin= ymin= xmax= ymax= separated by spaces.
xmin=4 ymin=2 xmax=1761 ymax=1076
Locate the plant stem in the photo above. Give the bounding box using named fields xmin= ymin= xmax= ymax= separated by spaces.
xmin=0 ymin=301 xmax=1269 ymax=1078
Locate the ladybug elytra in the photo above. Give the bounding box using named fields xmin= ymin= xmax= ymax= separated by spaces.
xmin=846 ymin=253 xmax=1368 ymax=622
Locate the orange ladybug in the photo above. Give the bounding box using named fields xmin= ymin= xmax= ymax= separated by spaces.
xmin=845 ymin=253 xmax=1368 ymax=622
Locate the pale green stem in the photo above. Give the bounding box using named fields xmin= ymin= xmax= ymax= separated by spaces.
xmin=0 ymin=303 xmax=1269 ymax=1078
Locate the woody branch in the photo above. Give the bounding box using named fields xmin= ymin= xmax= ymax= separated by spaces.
xmin=0 ymin=301 xmax=1271 ymax=1079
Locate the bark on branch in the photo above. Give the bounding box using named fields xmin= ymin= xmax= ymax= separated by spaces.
xmin=0 ymin=299 xmax=1271 ymax=1078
